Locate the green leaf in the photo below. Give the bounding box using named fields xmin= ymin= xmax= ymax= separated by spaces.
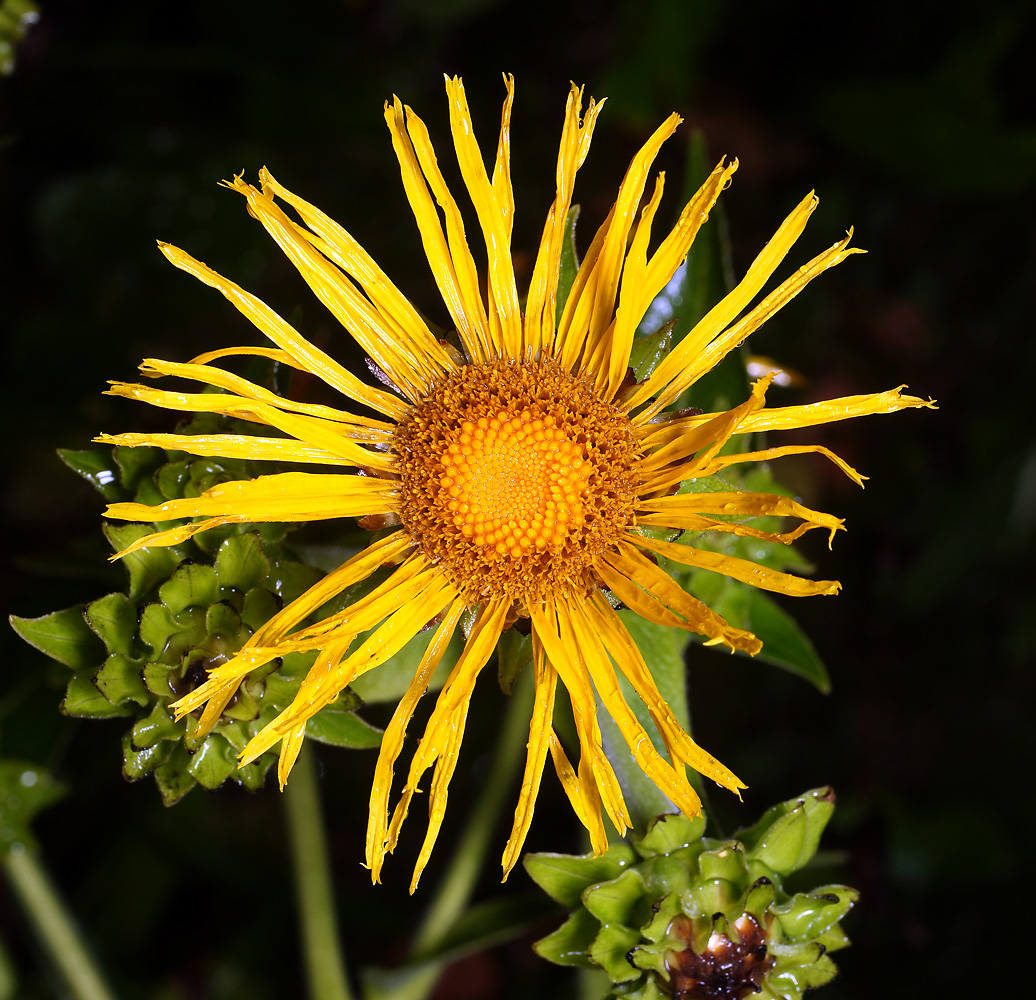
xmin=588 ymin=922 xmax=642 ymax=982
xmin=635 ymin=812 xmax=705 ymax=859
xmin=774 ymin=886 xmax=858 ymax=943
xmin=138 ymin=604 xmax=182 ymax=659
xmin=555 ymin=204 xmax=581 ymax=326
xmin=113 ymin=444 xmax=165 ymax=493
xmin=84 ymin=592 xmax=138 ymax=656
xmin=744 ymin=590 xmax=831 ymax=693
xmin=186 ymin=735 xmax=239 ymax=789
xmin=159 ymin=562 xmax=219 ymax=615
xmin=532 ymin=908 xmax=598 ymax=969
xmin=103 ymin=522 xmax=182 ymax=601
xmin=121 ymin=732 xmax=170 ymax=781
xmin=56 ymin=448 xmax=123 ymax=501
xmin=582 ymin=867 xmax=646 ymax=926
xmin=306 ymin=709 xmax=383 ymax=750
xmin=214 ymin=531 xmax=269 ymax=592
xmin=153 ymin=743 xmax=196 ymax=806
xmin=628 ymin=318 xmax=675 ymax=381
xmin=94 ymin=654 xmax=149 ymax=707
xmin=130 ymin=703 xmax=184 ymax=749
xmin=61 ymin=671 xmax=132 ymax=718
xmin=10 ymin=606 xmax=103 ymax=669
xmin=523 ymin=842 xmax=637 ymax=907
xmin=738 ymin=787 xmax=836 ymax=877
xmin=350 ymin=626 xmax=461 ymax=705
xmin=496 ymin=627 xmax=532 ymax=695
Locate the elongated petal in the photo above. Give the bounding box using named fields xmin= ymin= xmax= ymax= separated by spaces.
xmin=367 ymin=598 xmax=465 ymax=883
xmin=633 ymin=533 xmax=841 ymax=597
xmin=158 ymin=242 xmax=408 ymax=419
xmin=95 ymin=431 xmax=351 ymax=466
xmin=698 ymin=443 xmax=866 ymax=487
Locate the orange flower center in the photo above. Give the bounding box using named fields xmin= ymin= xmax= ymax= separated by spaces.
xmin=394 ymin=358 xmax=640 ymax=605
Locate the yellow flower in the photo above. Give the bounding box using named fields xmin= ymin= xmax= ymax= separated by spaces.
xmin=99 ymin=75 xmax=932 ymax=891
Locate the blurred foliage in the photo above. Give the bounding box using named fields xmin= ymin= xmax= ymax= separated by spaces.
xmin=2 ymin=0 xmax=1032 ymax=998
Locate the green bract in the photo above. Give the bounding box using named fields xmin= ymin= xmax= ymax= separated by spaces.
xmin=11 ymin=418 xmax=383 ymax=805
xmin=525 ymin=788 xmax=856 ymax=1000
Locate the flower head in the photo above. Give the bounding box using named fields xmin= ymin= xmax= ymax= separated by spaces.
xmin=99 ymin=75 xmax=932 ymax=890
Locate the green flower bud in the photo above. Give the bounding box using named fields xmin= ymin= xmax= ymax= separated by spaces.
xmin=12 ymin=417 xmax=383 ymax=805
xmin=525 ymin=789 xmax=856 ymax=1000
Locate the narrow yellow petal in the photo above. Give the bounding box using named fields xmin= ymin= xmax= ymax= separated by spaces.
xmin=277 ymin=723 xmax=308 ymax=789
xmin=158 ymin=242 xmax=408 ymax=419
xmin=528 ymin=603 xmax=631 ymax=835
xmin=698 ymin=443 xmax=866 ymax=487
xmin=625 ymin=190 xmax=819 ymax=415
xmin=548 ymin=731 xmax=608 ymax=856
xmin=223 ymin=178 xmax=435 ymax=398
xmin=258 ymin=167 xmax=454 ymax=376
xmin=501 ymin=638 xmax=556 ymax=879
xmin=633 ymin=533 xmax=841 ymax=597
xmin=587 ymin=593 xmax=746 ymax=794
xmin=636 ymin=491 xmax=844 ymax=546
xmin=491 ymin=73 xmax=515 ymax=246
xmin=366 ymin=599 xmax=465 ymax=883
xmin=95 ymin=431 xmax=351 ymax=466
xmin=445 ymin=75 xmax=523 ymax=358
xmin=526 ymin=84 xmax=604 ymax=359
xmin=385 ymin=97 xmax=491 ymax=362
xmin=597 ymin=541 xmax=762 ymax=654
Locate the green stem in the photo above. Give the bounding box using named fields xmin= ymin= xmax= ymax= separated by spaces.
xmin=1 ymin=848 xmax=117 ymax=1000
xmin=284 ymin=744 xmax=354 ymax=1000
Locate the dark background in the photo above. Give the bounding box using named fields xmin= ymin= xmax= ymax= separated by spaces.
xmin=3 ymin=0 xmax=1033 ymax=997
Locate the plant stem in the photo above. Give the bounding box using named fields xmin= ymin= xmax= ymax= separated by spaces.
xmin=284 ymin=744 xmax=354 ymax=1000
xmin=1 ymin=847 xmax=117 ymax=1000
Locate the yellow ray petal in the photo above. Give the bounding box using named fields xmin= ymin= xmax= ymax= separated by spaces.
xmin=95 ymin=431 xmax=350 ymax=466
xmin=385 ymin=97 xmax=491 ymax=362
xmin=556 ymin=113 xmax=682 ymax=378
xmin=597 ymin=541 xmax=762 ymax=654
xmin=528 ymin=603 xmax=631 ymax=835
xmin=636 ymin=490 xmax=844 ymax=546
xmin=242 ymin=572 xmax=460 ymax=766
xmin=605 ymin=158 xmax=738 ymax=399
xmin=526 ymin=84 xmax=605 ymax=359
xmin=366 ymin=598 xmax=465 ymax=883
xmin=625 ymin=190 xmax=820 ymax=416
xmin=158 ymin=242 xmax=408 ymax=419
xmin=547 ymin=730 xmax=608 ymax=856
xmin=492 ymin=73 xmax=515 ymax=245
xmin=633 ymin=533 xmax=841 ymax=597
xmin=445 ymin=75 xmax=522 ymax=358
xmin=560 ymin=599 xmax=704 ymax=820
xmin=384 ymin=599 xmax=510 ymax=891
xmin=633 ymin=510 xmax=820 ymax=545
xmin=501 ymin=636 xmax=556 ymax=879
xmin=586 ymin=592 xmax=746 ymax=794
xmin=223 ymin=178 xmax=437 ymax=398
xmin=277 ymin=723 xmax=309 ymax=789
xmin=697 ymin=443 xmax=866 ymax=487
xmin=258 ymin=168 xmax=454 ymax=377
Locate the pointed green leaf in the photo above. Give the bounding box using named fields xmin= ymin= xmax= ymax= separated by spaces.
xmin=628 ymin=318 xmax=675 ymax=381
xmin=84 ymin=592 xmax=139 ymax=656
xmin=113 ymin=444 xmax=165 ymax=492
xmin=10 ymin=606 xmax=103 ymax=669
xmin=214 ymin=531 xmax=269 ymax=592
xmin=153 ymin=744 xmax=196 ymax=806
xmin=61 ymin=671 xmax=132 ymax=718
xmin=94 ymin=654 xmax=149 ymax=707
xmin=739 ymin=787 xmax=835 ymax=876
xmin=532 ymin=908 xmax=598 ymax=968
xmin=103 ymin=522 xmax=182 ymax=601
xmin=524 ymin=843 xmax=637 ymax=907
xmin=57 ymin=448 xmax=123 ymax=500
xmin=497 ymin=627 xmax=532 ymax=695
xmin=744 ymin=590 xmax=831 ymax=693
xmin=159 ymin=562 xmax=219 ymax=615
xmin=187 ymin=734 xmax=239 ymax=789
xmin=589 ymin=922 xmax=641 ymax=981
xmin=583 ymin=867 xmax=647 ymax=926
xmin=555 ymin=204 xmax=581 ymax=325
xmin=306 ymin=709 xmax=383 ymax=749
